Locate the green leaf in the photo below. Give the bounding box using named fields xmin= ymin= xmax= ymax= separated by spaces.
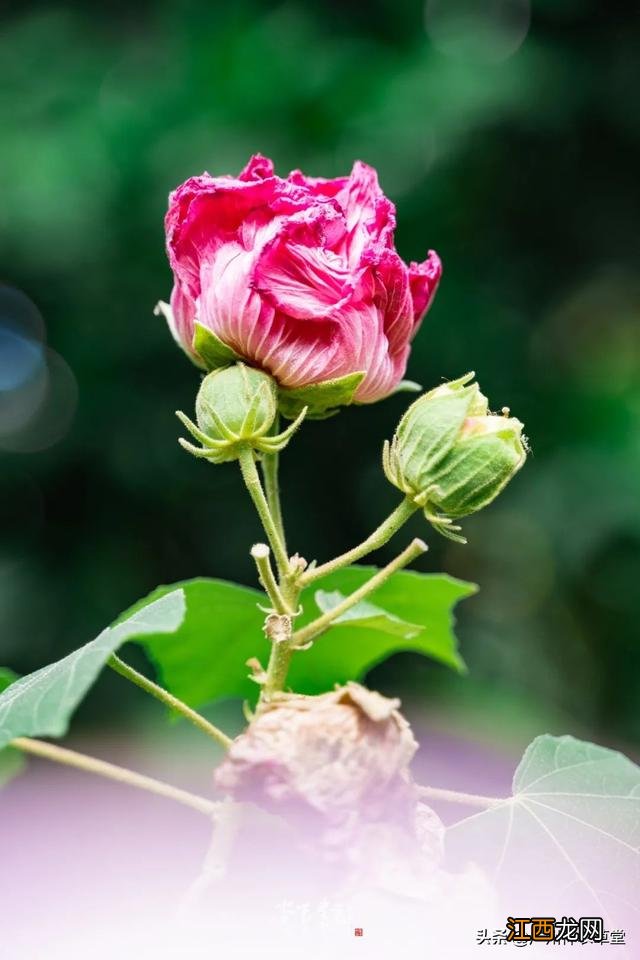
xmin=314 ymin=590 xmax=423 ymax=638
xmin=0 ymin=668 xmax=18 ymax=694
xmin=193 ymin=321 xmax=240 ymax=370
xmin=278 ymin=371 xmax=365 ymax=420
xmin=0 ymin=591 xmax=185 ymax=749
xmin=288 ymin=566 xmax=475 ymax=693
xmin=0 ymin=745 xmax=24 ymax=788
xmin=446 ymin=735 xmax=640 ymax=919
xmin=120 ymin=568 xmax=474 ymax=710
xmin=0 ymin=671 xmax=23 ymax=787
xmin=125 ymin=578 xmax=266 ymax=708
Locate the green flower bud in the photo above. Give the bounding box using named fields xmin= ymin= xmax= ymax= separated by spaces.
xmin=383 ymin=373 xmax=527 ymax=542
xmin=176 ymin=363 xmax=306 ymax=464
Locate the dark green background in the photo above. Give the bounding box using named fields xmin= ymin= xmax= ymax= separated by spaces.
xmin=1 ymin=0 xmax=639 ymax=749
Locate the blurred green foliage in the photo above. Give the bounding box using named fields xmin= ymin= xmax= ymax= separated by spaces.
xmin=1 ymin=0 xmax=639 ymax=748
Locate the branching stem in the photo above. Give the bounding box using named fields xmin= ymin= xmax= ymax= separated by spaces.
xmin=12 ymin=737 xmax=219 ymax=816
xmin=300 ymin=496 xmax=418 ymax=586
xmin=291 ymin=537 xmax=427 ymax=648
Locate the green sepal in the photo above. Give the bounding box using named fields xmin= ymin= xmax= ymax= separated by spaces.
xmin=278 ymin=371 xmax=365 ymax=420
xmin=392 ymin=379 xmax=422 ymax=394
xmin=193 ymin=322 xmax=240 ymax=371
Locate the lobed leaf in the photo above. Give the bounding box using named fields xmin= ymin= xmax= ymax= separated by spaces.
xmin=289 ymin=566 xmax=474 ymax=692
xmin=126 ymin=568 xmax=475 ymax=709
xmin=446 ymin=734 xmax=640 ymax=926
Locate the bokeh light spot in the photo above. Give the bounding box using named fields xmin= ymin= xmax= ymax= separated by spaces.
xmin=425 ymin=0 xmax=531 ymax=64
xmin=0 ymin=329 xmax=44 ymax=392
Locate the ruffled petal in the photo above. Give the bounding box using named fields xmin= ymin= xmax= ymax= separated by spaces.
xmin=287 ymin=168 xmax=349 ymax=201
xmin=161 ymin=154 xmax=442 ymax=404
xmin=238 ymin=153 xmax=275 ymax=181
xmin=165 ymin=172 xmax=310 ymax=299
xmin=252 ymin=208 xmax=352 ymax=321
xmin=409 ymin=251 xmax=442 ymax=329
xmin=334 ymin=161 xmax=397 ymax=262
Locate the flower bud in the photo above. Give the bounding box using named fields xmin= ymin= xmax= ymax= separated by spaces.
xmin=384 ymin=373 xmax=527 ymax=541
xmin=176 ymin=362 xmax=306 ymax=464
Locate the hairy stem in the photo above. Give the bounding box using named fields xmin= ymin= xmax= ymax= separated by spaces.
xmin=238 ymin=446 xmax=290 ymax=578
xmin=251 ymin=543 xmax=290 ymax=614
xmin=262 ymin=637 xmax=295 ymax=702
xmin=417 ymin=784 xmax=504 ymax=809
xmin=291 ymin=537 xmax=427 ymax=648
xmin=12 ymin=737 xmax=219 ymax=816
xmin=300 ymin=496 xmax=418 ymax=586
xmin=108 ymin=655 xmax=232 ymax=750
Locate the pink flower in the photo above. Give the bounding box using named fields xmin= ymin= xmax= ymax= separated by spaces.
xmin=161 ymin=154 xmax=441 ymax=404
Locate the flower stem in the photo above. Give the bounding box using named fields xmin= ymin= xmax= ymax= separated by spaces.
xmin=108 ymin=655 xmax=232 ymax=750
xmin=250 ymin=543 xmax=290 ymax=614
xmin=261 ymin=424 xmax=286 ymax=548
xmin=12 ymin=736 xmax=219 ymax=816
xmin=238 ymin=446 xmax=290 ymax=578
xmin=416 ymin=784 xmax=504 ymax=809
xmin=291 ymin=537 xmax=427 ymax=648
xmin=300 ymin=496 xmax=418 ymax=586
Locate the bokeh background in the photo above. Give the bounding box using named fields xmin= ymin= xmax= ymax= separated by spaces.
xmin=1 ymin=0 xmax=639 ymax=756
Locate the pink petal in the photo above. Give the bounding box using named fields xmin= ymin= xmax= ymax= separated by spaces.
xmin=409 ymin=251 xmax=442 ymax=329
xmin=335 ymin=161 xmax=397 ymax=262
xmin=252 ymin=210 xmax=352 ymax=321
xmin=238 ymin=153 xmax=275 ymax=181
xmin=165 ymin=173 xmax=310 ymax=299
xmin=162 ymin=154 xmax=442 ymax=403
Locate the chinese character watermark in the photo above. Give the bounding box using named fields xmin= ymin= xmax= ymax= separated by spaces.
xmin=478 ymin=917 xmax=625 ymax=946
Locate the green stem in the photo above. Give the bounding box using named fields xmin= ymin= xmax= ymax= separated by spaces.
xmin=238 ymin=446 xmax=290 ymax=578
xmin=300 ymin=496 xmax=418 ymax=586
xmin=108 ymin=655 xmax=232 ymax=750
xmin=291 ymin=537 xmax=427 ymax=648
xmin=417 ymin=784 xmax=504 ymax=809
xmin=12 ymin=736 xmax=219 ymax=817
xmin=250 ymin=543 xmax=290 ymax=614
xmin=262 ymin=639 xmax=294 ymax=701
xmin=261 ymin=428 xmax=286 ymax=548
